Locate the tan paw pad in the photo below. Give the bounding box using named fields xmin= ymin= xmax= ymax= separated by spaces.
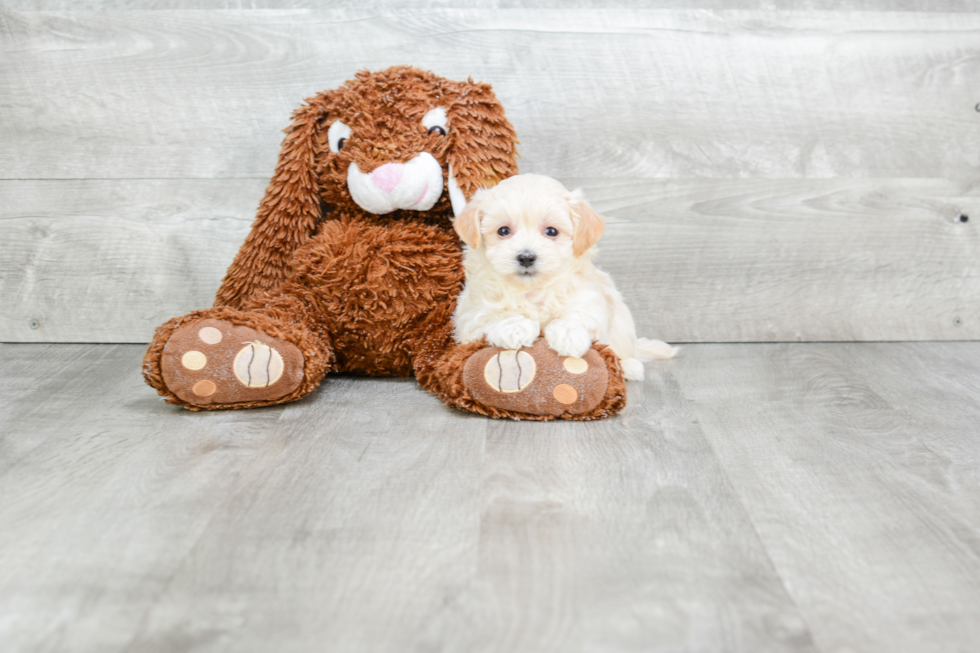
xmin=483 ymin=350 xmax=536 ymax=393
xmin=198 ymin=326 xmax=223 ymax=344
xmin=233 ymin=342 xmax=285 ymax=388
xmin=553 ymin=384 xmax=578 ymax=405
xmin=192 ymin=380 xmax=217 ymax=397
xmin=562 ymin=356 xmax=589 ymax=374
xmin=182 ymin=350 xmax=207 ymax=370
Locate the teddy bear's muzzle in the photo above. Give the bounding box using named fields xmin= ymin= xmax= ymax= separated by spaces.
xmin=347 ymin=152 xmax=447 ymax=215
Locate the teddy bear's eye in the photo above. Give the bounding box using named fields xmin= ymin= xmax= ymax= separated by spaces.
xmin=497 ymin=226 xmax=511 ymax=237
xmin=328 ymin=121 xmax=351 ymax=154
xmin=422 ymin=107 xmax=448 ymax=136
xmin=544 ymin=227 xmax=559 ymax=237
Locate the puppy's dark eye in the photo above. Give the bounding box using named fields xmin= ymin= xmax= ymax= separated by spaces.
xmin=497 ymin=226 xmax=511 ymax=237
xmin=337 ymin=137 xmax=346 ymax=151
xmin=428 ymin=126 xmax=446 ymax=136
xmin=544 ymin=227 xmax=559 ymax=237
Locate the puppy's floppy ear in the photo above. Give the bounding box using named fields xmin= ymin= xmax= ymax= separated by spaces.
xmin=445 ymin=78 xmax=520 ymax=217
xmin=569 ymin=190 xmax=605 ymax=257
xmin=215 ymin=90 xmax=335 ymax=309
xmin=453 ymin=190 xmax=483 ymax=249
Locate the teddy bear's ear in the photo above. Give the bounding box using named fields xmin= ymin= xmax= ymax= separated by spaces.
xmin=568 ymin=189 xmax=606 ymax=257
xmin=445 ymin=79 xmax=520 ymax=218
xmin=214 ymin=92 xmax=334 ymax=309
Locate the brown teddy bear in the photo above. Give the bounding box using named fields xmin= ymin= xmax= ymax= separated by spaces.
xmin=142 ymin=66 xmax=627 ymax=420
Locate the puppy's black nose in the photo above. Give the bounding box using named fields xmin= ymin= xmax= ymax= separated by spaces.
xmin=517 ymin=251 xmax=537 ymax=268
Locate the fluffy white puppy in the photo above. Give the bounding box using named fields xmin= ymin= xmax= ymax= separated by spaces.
xmin=452 ymin=174 xmax=677 ymax=381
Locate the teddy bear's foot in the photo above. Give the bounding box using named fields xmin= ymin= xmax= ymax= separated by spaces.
xmin=159 ymin=318 xmax=305 ymax=407
xmin=462 ymin=338 xmax=609 ymax=418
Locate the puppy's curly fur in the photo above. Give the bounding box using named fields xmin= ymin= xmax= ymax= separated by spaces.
xmin=453 ymin=175 xmax=677 ymax=381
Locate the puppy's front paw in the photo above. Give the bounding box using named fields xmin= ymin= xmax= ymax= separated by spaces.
xmin=544 ymin=320 xmax=593 ymax=358
xmin=486 ymin=315 xmax=540 ymax=350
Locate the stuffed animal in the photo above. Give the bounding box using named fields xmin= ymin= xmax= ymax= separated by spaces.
xmin=142 ymin=66 xmax=627 ymax=420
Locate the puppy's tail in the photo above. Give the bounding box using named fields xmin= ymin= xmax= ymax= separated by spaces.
xmin=621 ymin=339 xmax=679 ymax=382
xmin=635 ymin=337 xmax=680 ymax=361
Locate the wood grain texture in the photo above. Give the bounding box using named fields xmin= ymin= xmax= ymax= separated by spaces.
xmin=124 ymin=379 xmax=493 ymax=653
xmin=586 ymin=177 xmax=980 ymax=343
xmin=0 ymin=342 xmax=815 ymax=653
xmin=3 ymin=341 xmax=980 ymax=651
xmin=673 ymin=342 xmax=980 ymax=653
xmin=0 ymin=179 xmax=264 ymax=343
xmin=436 ymin=385 xmax=814 ymax=653
xmin=3 ymin=7 xmax=979 ymax=345
xmin=2 ymin=177 xmax=976 ymax=343
xmin=2 ymin=9 xmax=979 ymax=180
xmin=0 ymin=343 xmax=293 ymax=652
xmin=10 ymin=1 xmax=980 ymax=11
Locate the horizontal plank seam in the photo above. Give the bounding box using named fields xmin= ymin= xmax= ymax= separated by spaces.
xmin=4 ymin=339 xmax=980 ymax=346
xmin=0 ymin=177 xmax=273 ymax=181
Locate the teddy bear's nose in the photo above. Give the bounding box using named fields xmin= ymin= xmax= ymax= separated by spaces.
xmin=370 ymin=163 xmax=404 ymax=194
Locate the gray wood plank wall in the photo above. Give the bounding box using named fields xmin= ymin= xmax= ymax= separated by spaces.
xmin=9 ymin=1 xmax=980 ymax=10
xmin=1 ymin=6 xmax=978 ymax=342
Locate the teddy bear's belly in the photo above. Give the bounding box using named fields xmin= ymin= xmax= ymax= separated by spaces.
xmin=293 ymin=217 xmax=464 ymax=376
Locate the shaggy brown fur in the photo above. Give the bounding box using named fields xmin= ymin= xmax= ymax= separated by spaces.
xmin=143 ymin=66 xmax=628 ymax=420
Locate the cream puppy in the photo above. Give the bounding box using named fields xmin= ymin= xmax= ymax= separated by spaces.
xmin=452 ymin=174 xmax=676 ymax=381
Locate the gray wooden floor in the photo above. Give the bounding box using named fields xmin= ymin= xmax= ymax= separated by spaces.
xmin=2 ymin=342 xmax=978 ymax=653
